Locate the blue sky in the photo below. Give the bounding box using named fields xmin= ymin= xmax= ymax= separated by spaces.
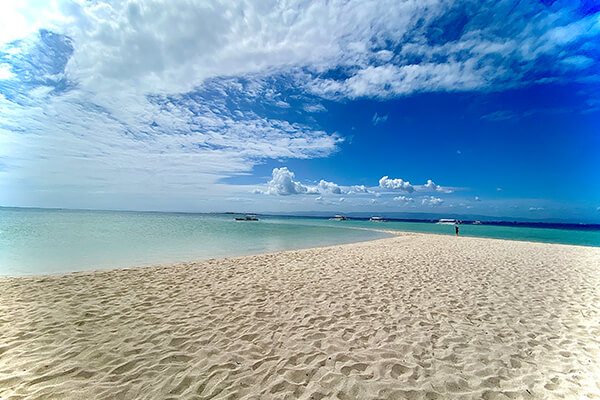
xmin=0 ymin=0 xmax=599 ymax=221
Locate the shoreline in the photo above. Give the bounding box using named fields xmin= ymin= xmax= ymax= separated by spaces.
xmin=1 ymin=230 xmax=597 ymax=280
xmin=374 ymin=228 xmax=600 ymax=249
xmin=0 ymin=230 xmax=396 ymax=279
xmin=1 ymin=233 xmax=599 ymax=399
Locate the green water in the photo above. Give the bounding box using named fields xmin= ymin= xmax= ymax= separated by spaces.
xmin=0 ymin=208 xmax=598 ymax=276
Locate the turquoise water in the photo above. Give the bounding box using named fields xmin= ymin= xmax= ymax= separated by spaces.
xmin=0 ymin=209 xmax=390 ymax=276
xmin=0 ymin=208 xmax=598 ymax=276
xmin=292 ymin=218 xmax=600 ymax=247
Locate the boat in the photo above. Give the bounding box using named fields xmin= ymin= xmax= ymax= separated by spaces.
xmin=473 ymin=220 xmax=482 ymax=225
xmin=369 ymin=216 xmax=387 ymax=222
xmin=329 ymin=215 xmax=347 ymax=221
xmin=436 ymin=218 xmax=457 ymax=225
xmin=235 ymin=214 xmax=259 ymax=221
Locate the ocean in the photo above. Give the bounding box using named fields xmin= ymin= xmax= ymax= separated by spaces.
xmin=1 ymin=208 xmax=598 ymax=276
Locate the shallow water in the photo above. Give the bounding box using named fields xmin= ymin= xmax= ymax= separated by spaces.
xmin=0 ymin=209 xmax=389 ymax=275
xmin=1 ymin=208 xmax=598 ymax=275
xmin=297 ymin=217 xmax=600 ymax=247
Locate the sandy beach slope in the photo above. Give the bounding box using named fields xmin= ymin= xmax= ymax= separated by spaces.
xmin=1 ymin=233 xmax=599 ymax=399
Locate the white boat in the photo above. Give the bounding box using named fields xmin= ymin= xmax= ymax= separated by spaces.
xmin=370 ymin=216 xmax=387 ymax=222
xmin=436 ymin=218 xmax=457 ymax=225
xmin=329 ymin=215 xmax=347 ymax=221
xmin=473 ymin=220 xmax=482 ymax=225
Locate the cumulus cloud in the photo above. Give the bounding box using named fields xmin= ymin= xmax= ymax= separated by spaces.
xmin=1 ymin=0 xmax=597 ymax=209
xmin=257 ymin=168 xmax=439 ymax=201
xmin=318 ymin=179 xmax=343 ymax=195
xmin=348 ymin=185 xmax=373 ymax=194
xmin=372 ymin=112 xmax=388 ymax=125
xmin=257 ymin=167 xmax=349 ymax=197
xmin=393 ymin=196 xmax=414 ymax=202
xmin=422 ymin=196 xmax=444 ymax=206
xmin=382 ymin=176 xmax=454 ymax=195
xmin=379 ymin=176 xmax=414 ymax=193
xmin=423 ymin=180 xmax=440 ymax=191
xmin=422 ymin=179 xmax=453 ymax=193
xmin=0 ymin=33 xmax=341 ymax=207
xmin=261 ymin=167 xmax=316 ymax=196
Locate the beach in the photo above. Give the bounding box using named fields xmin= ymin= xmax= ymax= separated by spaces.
xmin=1 ymin=233 xmax=599 ymax=399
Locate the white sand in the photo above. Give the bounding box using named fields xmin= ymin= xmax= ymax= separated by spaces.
xmin=1 ymin=233 xmax=599 ymax=399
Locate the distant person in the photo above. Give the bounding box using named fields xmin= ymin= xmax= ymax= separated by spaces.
xmin=455 ymin=223 xmax=459 ymax=236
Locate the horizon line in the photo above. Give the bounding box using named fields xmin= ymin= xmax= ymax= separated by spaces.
xmin=1 ymin=205 xmax=599 ymax=227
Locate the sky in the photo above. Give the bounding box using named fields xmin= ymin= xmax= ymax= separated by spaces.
xmin=0 ymin=0 xmax=599 ymax=222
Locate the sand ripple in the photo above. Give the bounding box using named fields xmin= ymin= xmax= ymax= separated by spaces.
xmin=1 ymin=234 xmax=599 ymax=399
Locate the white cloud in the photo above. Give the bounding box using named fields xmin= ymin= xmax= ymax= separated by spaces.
xmin=475 ymin=196 xmax=481 ymax=201
xmin=257 ymin=168 xmax=348 ymax=197
xmin=496 ymin=187 xmax=503 ymax=191
xmin=422 ymin=179 xmax=453 ymax=193
xmin=318 ymin=179 xmax=343 ymax=195
xmin=303 ymin=103 xmax=327 ymax=113
xmin=274 ymin=100 xmax=291 ymax=108
xmin=379 ymin=176 xmax=414 ymax=192
xmin=0 ymin=2 xmax=65 ymax=44
xmin=348 ymin=184 xmax=372 ymax=194
xmin=312 ymin=62 xmax=485 ymax=99
xmin=5 ymin=0 xmax=595 ymax=99
xmin=314 ymin=195 xmax=344 ymax=206
xmin=422 ymin=196 xmax=444 ymax=206
xmin=0 ymin=63 xmax=14 ymax=80
xmin=0 ymin=86 xmax=340 ymax=204
xmin=561 ymin=55 xmax=594 ymax=68
xmin=259 ymin=167 xmax=316 ymax=196
xmin=1 ymin=1 xmax=597 ymax=211
xmin=393 ymin=196 xmax=413 ymax=202
xmin=258 ymin=169 xmax=446 ymax=202
xmin=372 ymin=112 xmax=388 ymax=125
